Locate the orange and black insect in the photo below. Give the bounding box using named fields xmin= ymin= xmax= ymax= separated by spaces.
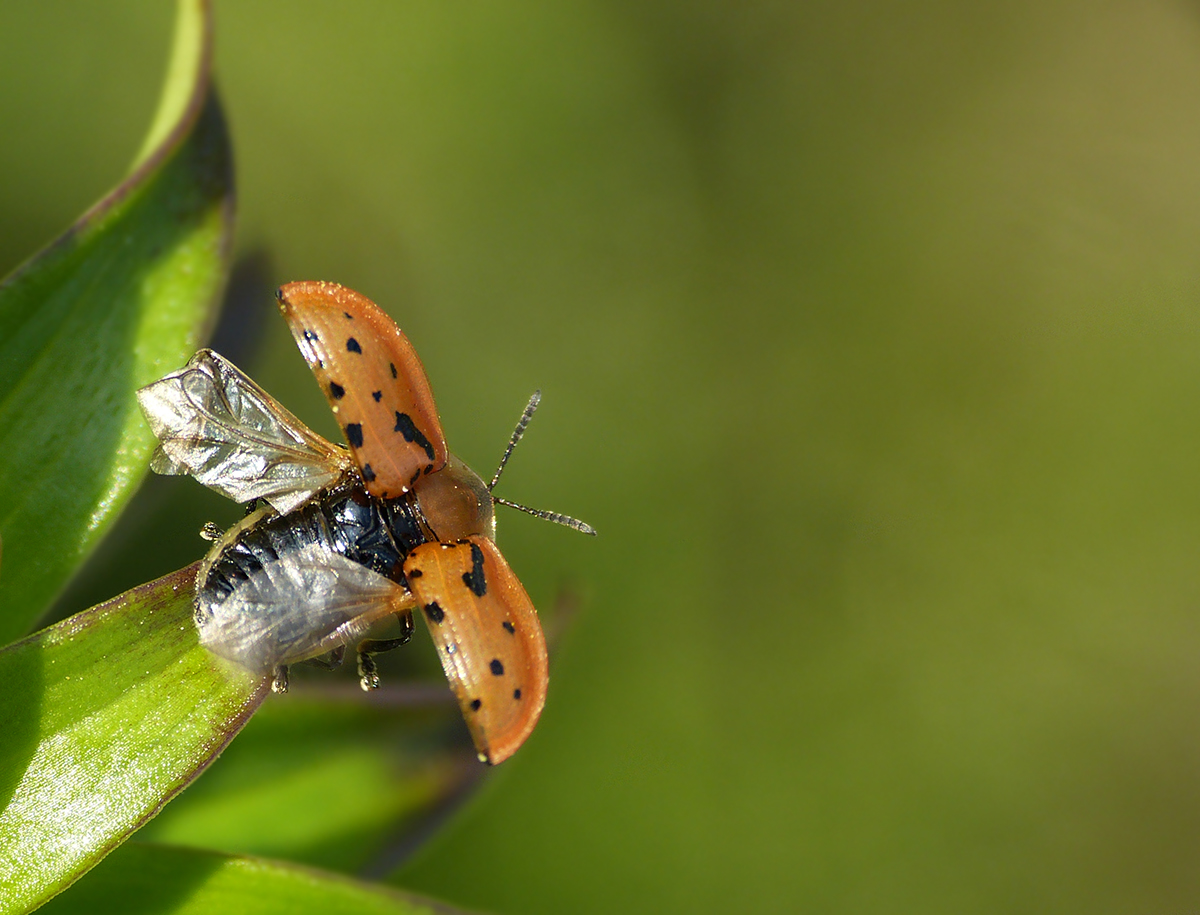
xmin=137 ymin=281 xmax=593 ymax=764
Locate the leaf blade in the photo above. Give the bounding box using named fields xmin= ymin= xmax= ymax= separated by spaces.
xmin=0 ymin=566 xmax=268 ymax=914
xmin=138 ymin=688 xmax=479 ymax=875
xmin=0 ymin=0 xmax=232 ymax=639
xmin=37 ymin=843 xmax=478 ymax=915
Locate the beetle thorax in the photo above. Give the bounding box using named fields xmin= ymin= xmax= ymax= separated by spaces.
xmin=412 ymin=454 xmax=496 ymax=542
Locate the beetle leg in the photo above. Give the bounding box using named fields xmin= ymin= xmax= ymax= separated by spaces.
xmin=357 ymin=652 xmax=379 ymax=690
xmin=304 ymin=644 xmax=346 ymax=670
xmin=355 ymin=610 xmax=415 ymax=690
xmin=358 ymin=609 xmax=415 ymax=654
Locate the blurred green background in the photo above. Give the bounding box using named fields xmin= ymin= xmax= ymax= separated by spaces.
xmin=5 ymin=1 xmax=1200 ymax=912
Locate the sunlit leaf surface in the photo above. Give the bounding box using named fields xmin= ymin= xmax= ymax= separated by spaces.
xmin=0 ymin=566 xmax=267 ymax=914
xmin=0 ymin=0 xmax=232 ymax=640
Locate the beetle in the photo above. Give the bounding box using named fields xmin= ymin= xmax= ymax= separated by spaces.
xmin=137 ymin=281 xmax=593 ymax=764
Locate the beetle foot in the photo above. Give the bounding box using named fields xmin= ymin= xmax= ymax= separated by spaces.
xmin=357 ymin=652 xmax=380 ymax=691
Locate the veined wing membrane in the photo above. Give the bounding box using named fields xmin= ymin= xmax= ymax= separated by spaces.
xmin=196 ymin=542 xmax=413 ymax=671
xmin=137 ymin=349 xmax=353 ymax=513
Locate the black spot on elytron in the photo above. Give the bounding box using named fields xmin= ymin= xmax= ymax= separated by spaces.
xmin=408 ymin=568 xmax=423 ymax=578
xmin=409 ymin=469 xmax=421 ymax=487
xmin=303 ymin=329 xmax=318 ymax=342
xmin=372 ymin=390 xmax=382 ymax=402
xmin=389 ymin=362 xmax=398 ymax=379
xmin=424 ymin=464 xmax=434 ymax=475
xmin=361 ymin=463 xmax=376 ymax=482
xmin=346 ymin=337 xmax=362 ymax=354
xmin=345 ymin=423 xmax=364 ymax=448
xmin=462 ymin=542 xmax=487 ymax=596
xmin=343 ymin=311 xmax=354 ymax=320
xmin=502 ymin=621 xmax=515 ymax=634
xmin=423 ymin=601 xmax=445 ymax=624
xmin=393 ymin=412 xmax=436 ymax=461
xmin=329 ymin=381 xmax=345 ymax=399
xmin=513 ymin=688 xmax=522 ymax=700
xmin=470 ymin=698 xmax=482 ymax=712
xmin=490 ymin=659 xmax=504 ymax=676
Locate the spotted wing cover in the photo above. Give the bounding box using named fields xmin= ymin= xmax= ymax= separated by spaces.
xmin=196 ymin=542 xmax=411 ymax=671
xmin=137 ymin=349 xmax=353 ymax=513
xmin=277 ymin=281 xmax=448 ymax=500
xmin=403 ymin=537 xmax=548 ymax=764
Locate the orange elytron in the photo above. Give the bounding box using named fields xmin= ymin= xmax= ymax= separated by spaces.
xmin=137 ymin=281 xmax=593 ymax=764
xmin=279 ymin=282 xmax=448 ymax=497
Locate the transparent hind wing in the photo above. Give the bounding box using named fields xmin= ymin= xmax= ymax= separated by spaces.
xmin=195 ymin=542 xmax=413 ymax=672
xmin=137 ymin=349 xmax=354 ymax=513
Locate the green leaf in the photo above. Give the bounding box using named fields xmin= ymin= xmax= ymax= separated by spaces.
xmin=36 ymin=842 xmax=474 ymax=915
xmin=0 ymin=0 xmax=232 ymax=640
xmin=0 ymin=566 xmax=268 ymax=914
xmin=139 ymin=687 xmax=478 ymax=874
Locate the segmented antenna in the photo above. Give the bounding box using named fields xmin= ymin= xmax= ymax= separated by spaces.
xmin=490 ymin=391 xmax=597 ymax=536
xmin=490 ymin=390 xmax=541 ymax=491
xmin=494 ymin=497 xmax=597 ymax=535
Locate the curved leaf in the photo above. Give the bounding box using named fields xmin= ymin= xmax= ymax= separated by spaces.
xmin=37 ymin=843 xmax=475 ymax=915
xmin=0 ymin=0 xmax=232 ymax=640
xmin=0 ymin=566 xmax=268 ymax=914
xmin=138 ymin=686 xmax=479 ymax=874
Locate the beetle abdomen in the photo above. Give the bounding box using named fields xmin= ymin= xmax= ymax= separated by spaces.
xmin=195 ymin=484 xmax=427 ymax=670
